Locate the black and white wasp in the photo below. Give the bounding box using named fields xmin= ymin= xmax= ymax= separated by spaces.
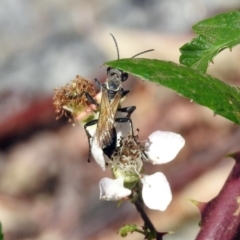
xmin=83 ymin=34 xmax=153 ymax=166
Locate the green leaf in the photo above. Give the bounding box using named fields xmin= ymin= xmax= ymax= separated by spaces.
xmin=105 ymin=58 xmax=240 ymax=124
xmin=0 ymin=223 xmax=4 ymax=240
xmin=118 ymin=224 xmax=138 ymax=237
xmin=180 ymin=11 xmax=240 ymax=72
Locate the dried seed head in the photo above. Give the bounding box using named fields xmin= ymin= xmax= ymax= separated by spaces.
xmin=111 ymin=130 xmax=144 ymax=183
xmin=53 ymin=75 xmax=98 ymax=122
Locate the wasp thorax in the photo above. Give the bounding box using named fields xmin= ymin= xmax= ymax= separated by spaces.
xmin=105 ymin=79 xmax=121 ymax=92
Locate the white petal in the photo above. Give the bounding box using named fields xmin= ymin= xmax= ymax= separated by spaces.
xmin=85 ymin=123 xmax=106 ymax=170
xmin=115 ymin=112 xmax=132 ymax=145
xmin=90 ymin=137 xmax=110 ymax=171
xmin=86 ymin=112 xmax=134 ymax=169
xmin=141 ymin=172 xmax=172 ymax=211
xmin=144 ymin=131 xmax=185 ymax=164
xmin=85 ymin=123 xmax=97 ymax=137
xmin=99 ymin=177 xmax=131 ymax=201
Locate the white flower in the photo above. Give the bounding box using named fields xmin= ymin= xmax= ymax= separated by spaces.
xmin=141 ymin=172 xmax=172 ymax=211
xmin=97 ymin=129 xmax=185 ymax=211
xmin=144 ymin=131 xmax=185 ymax=164
xmin=99 ymin=177 xmax=131 ymax=200
xmin=86 ymin=122 xmax=111 ymax=171
xmin=89 ymin=118 xmax=133 ymax=171
xmin=90 ymin=129 xmax=185 ymax=170
xmin=90 ymin=137 xmax=109 ymax=171
xmin=99 ymin=172 xmax=172 ymax=211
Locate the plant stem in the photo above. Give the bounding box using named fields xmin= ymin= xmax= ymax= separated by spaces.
xmin=196 ymin=152 xmax=240 ymax=240
xmin=134 ymin=198 xmax=165 ymax=240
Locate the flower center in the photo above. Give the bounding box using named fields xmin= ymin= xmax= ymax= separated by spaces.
xmin=111 ymin=132 xmax=145 ymax=182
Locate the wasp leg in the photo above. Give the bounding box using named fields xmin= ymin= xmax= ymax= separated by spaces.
xmin=66 ymin=91 xmax=99 ymax=106
xmin=115 ymin=117 xmax=148 ymax=159
xmin=115 ymin=117 xmax=134 ymax=135
xmin=121 ymin=90 xmax=130 ymax=98
xmin=84 ymin=119 xmax=98 ymax=162
xmin=83 ymin=91 xmax=99 ymax=106
xmin=118 ymin=106 xmax=136 ymax=118
xmin=94 ymin=78 xmax=102 ymax=90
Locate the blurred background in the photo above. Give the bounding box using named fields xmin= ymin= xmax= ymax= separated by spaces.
xmin=0 ymin=1 xmax=240 ymax=239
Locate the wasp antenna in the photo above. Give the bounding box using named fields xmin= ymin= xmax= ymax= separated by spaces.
xmin=131 ymin=49 xmax=154 ymax=58
xmin=109 ymin=33 xmax=120 ymax=60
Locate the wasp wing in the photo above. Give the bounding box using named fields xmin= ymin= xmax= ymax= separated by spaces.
xmin=95 ymin=87 xmax=122 ymax=149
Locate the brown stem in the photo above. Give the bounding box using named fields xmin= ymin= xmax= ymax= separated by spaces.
xmin=196 ymin=152 xmax=240 ymax=240
xmin=134 ymin=198 xmax=165 ymax=240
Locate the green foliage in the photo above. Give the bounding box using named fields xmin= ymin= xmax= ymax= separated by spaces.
xmin=180 ymin=11 xmax=240 ymax=72
xmin=105 ymin=58 xmax=240 ymax=124
xmin=118 ymin=224 xmax=138 ymax=237
xmin=0 ymin=223 xmax=4 ymax=240
xmin=106 ymin=11 xmax=240 ymax=125
xmin=104 ymin=9 xmax=240 ymax=240
xmin=118 ymin=224 xmax=159 ymax=239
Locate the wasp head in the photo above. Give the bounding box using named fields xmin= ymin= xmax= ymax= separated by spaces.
xmin=107 ymin=67 xmax=128 ymax=81
xmin=105 ymin=67 xmax=128 ymax=95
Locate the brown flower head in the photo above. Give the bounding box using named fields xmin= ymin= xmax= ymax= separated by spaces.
xmin=111 ymin=129 xmax=145 ymax=183
xmin=53 ymin=75 xmax=98 ymax=122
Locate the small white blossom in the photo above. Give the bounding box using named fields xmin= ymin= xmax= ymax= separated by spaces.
xmin=99 ymin=177 xmax=131 ymax=200
xmin=100 ymin=172 xmax=172 ymax=211
xmin=89 ymin=119 xmax=132 ymax=171
xmin=93 ymin=126 xmax=185 ymax=211
xmin=86 ymin=122 xmax=110 ymax=171
xmin=144 ymin=131 xmax=185 ymax=164
xmin=141 ymin=172 xmax=172 ymax=211
xmin=90 ymin=137 xmax=108 ymax=171
xmin=114 ymin=112 xmax=132 ymax=138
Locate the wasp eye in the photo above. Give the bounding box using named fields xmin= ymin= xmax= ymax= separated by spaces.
xmin=107 ymin=67 xmax=111 ymax=73
xmin=122 ymin=72 xmax=128 ymax=82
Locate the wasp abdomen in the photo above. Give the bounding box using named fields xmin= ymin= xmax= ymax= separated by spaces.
xmin=102 ymin=127 xmax=117 ymax=158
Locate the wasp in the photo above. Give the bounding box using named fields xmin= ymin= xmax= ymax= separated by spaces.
xmin=83 ymin=34 xmax=154 ymax=164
